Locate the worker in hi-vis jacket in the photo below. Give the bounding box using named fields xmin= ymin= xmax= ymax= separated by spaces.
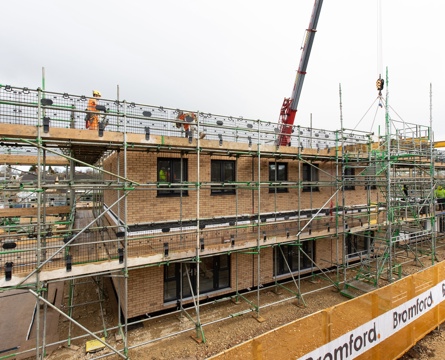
xmin=85 ymin=90 xmax=101 ymax=130
xmin=176 ymin=111 xmax=205 ymax=139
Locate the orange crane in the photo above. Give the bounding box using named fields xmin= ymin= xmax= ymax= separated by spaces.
xmin=278 ymin=0 xmax=323 ymax=146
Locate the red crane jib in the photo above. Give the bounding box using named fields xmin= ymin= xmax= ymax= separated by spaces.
xmin=276 ymin=0 xmax=323 ymax=147
xmin=278 ymin=98 xmax=297 ymax=146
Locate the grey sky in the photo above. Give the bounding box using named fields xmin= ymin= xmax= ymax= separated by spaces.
xmin=2 ymin=1 xmax=444 ymax=141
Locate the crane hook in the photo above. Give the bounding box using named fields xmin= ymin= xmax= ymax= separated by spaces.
xmin=376 ymin=75 xmax=384 ymax=96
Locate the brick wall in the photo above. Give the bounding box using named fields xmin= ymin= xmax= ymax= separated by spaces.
xmin=103 ymin=152 xmax=378 ymax=224
xmin=114 ymin=266 xmax=165 ymax=319
xmin=103 ymin=151 xmax=378 ymax=318
xmin=122 ymin=241 xmax=347 ymax=317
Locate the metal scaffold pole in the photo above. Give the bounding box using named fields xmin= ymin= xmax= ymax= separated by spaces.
xmin=430 ymin=83 xmax=436 ymax=265
xmin=256 ymin=119 xmax=263 ymax=322
xmin=123 ymin=98 xmax=129 ymax=358
xmin=35 ymin=85 xmax=43 ymax=359
xmin=384 ymin=67 xmax=393 ymax=282
xmin=339 ymin=83 xmax=346 ymax=287
xmin=195 ymin=110 xmax=204 ymax=343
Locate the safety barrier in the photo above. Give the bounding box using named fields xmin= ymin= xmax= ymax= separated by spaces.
xmin=209 ymin=261 xmax=445 ymax=360
xmin=0 ymin=84 xmax=368 ymax=150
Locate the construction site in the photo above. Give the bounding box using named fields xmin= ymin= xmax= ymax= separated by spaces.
xmin=0 ymin=75 xmax=444 ymax=358
xmin=2 ymin=1 xmax=445 ymax=359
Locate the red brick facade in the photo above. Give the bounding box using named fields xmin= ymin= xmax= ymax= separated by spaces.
xmin=105 ymin=151 xmax=377 ymax=318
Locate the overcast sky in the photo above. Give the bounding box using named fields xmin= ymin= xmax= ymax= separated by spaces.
xmin=2 ymin=0 xmax=444 ymax=141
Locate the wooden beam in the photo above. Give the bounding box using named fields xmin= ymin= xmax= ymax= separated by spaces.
xmin=0 ymin=154 xmax=69 ymax=166
xmin=0 ymin=206 xmax=71 ymax=218
xmin=0 ymin=123 xmax=430 ymax=159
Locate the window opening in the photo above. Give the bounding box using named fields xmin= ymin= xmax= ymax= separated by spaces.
xmin=302 ymin=163 xmax=319 ymax=192
xmin=211 ymin=160 xmax=236 ymax=194
xmin=269 ymin=162 xmax=288 ymax=193
xmin=157 ymin=158 xmax=188 ymax=196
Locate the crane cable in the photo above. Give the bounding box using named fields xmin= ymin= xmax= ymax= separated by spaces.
xmin=351 ymin=97 xmax=379 ymax=132
xmin=353 ymin=0 xmax=385 ymax=133
xmin=376 ymin=0 xmax=384 ymax=96
xmin=377 ymin=0 xmax=383 ymax=77
xmin=375 ymin=0 xmax=411 ymax=133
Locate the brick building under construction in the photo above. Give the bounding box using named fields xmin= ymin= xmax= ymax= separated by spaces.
xmin=0 ymin=83 xmax=444 ymax=358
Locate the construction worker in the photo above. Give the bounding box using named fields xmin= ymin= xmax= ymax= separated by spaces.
xmin=435 ymin=185 xmax=444 ymax=210
xmin=176 ymin=111 xmax=205 ymax=139
xmin=176 ymin=111 xmax=195 ymax=136
xmin=402 ymin=184 xmax=408 ymax=200
xmin=159 ymin=167 xmax=167 ymax=182
xmin=439 ymin=186 xmax=445 ymax=210
xmin=85 ymin=90 xmax=101 ymax=130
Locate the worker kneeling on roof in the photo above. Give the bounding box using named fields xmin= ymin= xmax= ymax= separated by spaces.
xmin=176 ymin=111 xmax=205 ymax=139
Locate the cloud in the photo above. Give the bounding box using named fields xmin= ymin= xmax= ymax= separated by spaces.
xmin=1 ymin=0 xmax=444 ymax=140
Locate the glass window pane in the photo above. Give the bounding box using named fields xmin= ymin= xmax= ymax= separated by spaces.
xmin=275 ymin=243 xmax=316 ymax=275
xmin=157 ymin=159 xmax=188 ymax=196
xmin=164 ymin=281 xmax=176 ymax=301
xmin=224 ymin=162 xmax=234 ymax=181
xmin=164 ymin=264 xmax=178 ymax=302
xmin=165 ymin=264 xmax=175 ymax=279
xmin=219 ymin=268 xmax=230 ymax=288
xmin=303 ymin=164 xmax=309 ymax=181
xmin=211 ymin=162 xmax=220 ymax=182
xmin=171 ymin=161 xmax=182 ymax=182
xmin=289 ymin=246 xmax=299 ymax=271
xmin=219 ymin=254 xmax=229 ymax=269
xmin=269 ymin=164 xmax=276 ymax=181
xmin=181 ymin=264 xmax=193 ymax=298
xmin=199 ymin=258 xmax=214 ymax=293
xmin=312 ymin=166 xmax=319 ymax=181
xmin=211 ymin=161 xmax=235 ymax=194
xmin=277 ymin=164 xmax=286 ymax=181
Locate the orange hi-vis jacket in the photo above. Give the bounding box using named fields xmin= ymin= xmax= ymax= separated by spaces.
xmin=177 ymin=112 xmax=196 ymax=131
xmin=86 ymin=98 xmax=99 ymax=130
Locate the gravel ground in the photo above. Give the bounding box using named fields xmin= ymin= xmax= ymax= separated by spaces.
xmin=42 ymin=247 xmax=445 ymax=360
xmin=46 ymin=278 xmax=347 ymax=360
xmin=399 ymin=328 xmax=445 ymax=360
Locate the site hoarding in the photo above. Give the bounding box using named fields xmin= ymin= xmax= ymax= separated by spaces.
xmin=209 ymin=264 xmax=445 ymax=360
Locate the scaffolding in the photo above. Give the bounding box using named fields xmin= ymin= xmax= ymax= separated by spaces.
xmin=0 ymin=83 xmax=443 ymax=359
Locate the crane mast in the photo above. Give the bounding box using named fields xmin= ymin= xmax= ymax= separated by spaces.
xmin=278 ymin=0 xmax=323 ymax=146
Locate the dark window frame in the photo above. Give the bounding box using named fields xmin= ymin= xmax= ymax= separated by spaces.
xmin=364 ymin=176 xmax=377 ymax=190
xmin=274 ymin=242 xmax=315 ymax=276
xmin=269 ymin=162 xmax=289 ymax=193
xmin=157 ymin=158 xmax=188 ymax=197
xmin=346 ymin=231 xmax=374 ymax=258
xmin=302 ymin=163 xmax=319 ymax=192
xmin=211 ymin=160 xmax=236 ymax=195
xmin=343 ymin=167 xmax=355 ymax=191
xmin=163 ymin=254 xmax=231 ymax=303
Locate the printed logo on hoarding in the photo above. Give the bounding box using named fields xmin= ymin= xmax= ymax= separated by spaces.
xmin=393 ymin=292 xmax=433 ymax=330
xmin=303 ymin=322 xmax=379 ymax=360
xmin=299 ymin=281 xmax=445 ymax=360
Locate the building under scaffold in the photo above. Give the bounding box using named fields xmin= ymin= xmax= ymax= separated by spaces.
xmin=0 ymin=83 xmax=444 ymax=358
